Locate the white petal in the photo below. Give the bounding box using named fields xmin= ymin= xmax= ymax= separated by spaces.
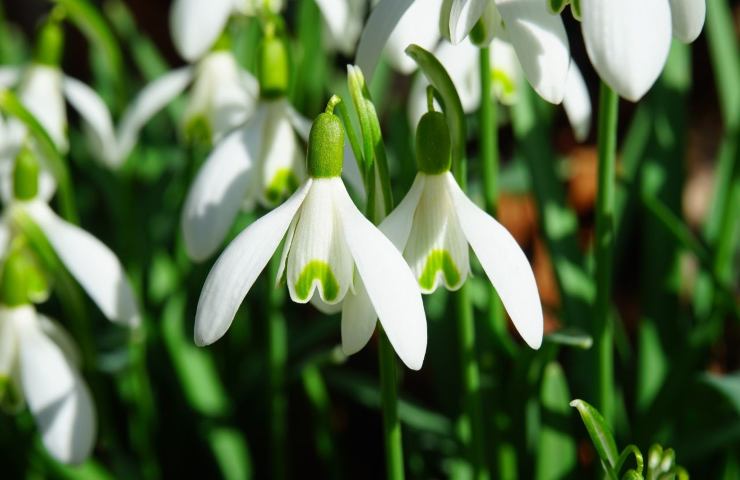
xmin=0 ymin=306 xmax=20 ymax=378
xmin=0 ymin=220 xmax=9 ymax=260
xmin=581 ymin=0 xmax=672 ymax=101
xmin=16 ymin=309 xmax=95 ymax=464
xmin=116 ymin=67 xmax=193 ymax=162
xmin=669 ymin=0 xmax=705 ymax=43
xmin=257 ymin=100 xmax=305 ymax=206
xmin=446 ymin=172 xmax=543 ymax=348
xmin=562 ymin=61 xmax=591 ymax=142
xmin=23 ymin=201 xmax=140 ymax=327
xmin=315 ymin=0 xmax=351 ymax=45
xmin=320 ymin=0 xmax=367 ymax=55
xmin=20 ymin=65 xmax=67 ymax=151
xmin=286 ymin=179 xmax=354 ymax=305
xmin=61 ymin=76 xmax=118 ymax=168
xmin=495 ymin=0 xmax=570 ymax=104
xmin=334 ymin=180 xmax=427 ymax=370
xmin=183 ymin=51 xmax=256 ymax=142
xmin=194 ymin=180 xmax=313 ymax=346
xmin=169 ymin=0 xmax=234 ymax=61
xmin=385 ymin=0 xmax=444 ymax=74
xmin=378 ymin=173 xmax=426 ymax=250
xmin=490 ymin=37 xmax=522 ymax=105
xmin=310 ymin=291 xmax=344 ymax=315
xmin=0 ymin=66 xmax=20 ymax=88
xmin=341 ymin=274 xmax=378 ymax=355
xmin=445 ymin=0 xmax=488 ymax=44
xmin=284 ymin=103 xmax=312 ymax=141
xmin=37 ymin=316 xmax=82 ymax=368
xmin=182 ymin=126 xmax=257 ymax=261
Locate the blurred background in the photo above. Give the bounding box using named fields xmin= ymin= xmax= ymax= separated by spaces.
xmin=0 ymin=0 xmax=738 ymax=478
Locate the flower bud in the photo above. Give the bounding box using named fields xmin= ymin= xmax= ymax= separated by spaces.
xmin=307 ymin=112 xmax=344 ymax=178
xmin=13 ymin=149 xmax=39 ymax=201
xmin=257 ymin=33 xmax=289 ymax=99
xmin=415 ymin=111 xmax=451 ymax=174
xmin=0 ymin=252 xmax=30 ymax=307
xmin=34 ymin=17 xmax=64 ymax=67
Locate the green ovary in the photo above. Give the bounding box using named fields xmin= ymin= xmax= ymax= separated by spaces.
xmin=418 ymin=249 xmax=461 ymax=291
xmin=294 ymin=260 xmax=339 ymax=302
xmin=265 ymin=168 xmax=299 ymax=204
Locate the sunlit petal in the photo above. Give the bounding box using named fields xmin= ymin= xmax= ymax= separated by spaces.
xmin=170 ymin=0 xmax=234 ymax=61
xmin=581 ymin=0 xmax=671 ymax=101
xmin=446 ymin=172 xmax=543 ymax=348
xmin=669 ymin=0 xmax=705 ymax=43
xmin=20 ymin=65 xmax=67 ymax=151
xmin=444 ymin=0 xmax=488 ymax=44
xmin=341 ymin=274 xmax=378 ymax=355
xmin=195 ymin=180 xmax=312 ymax=346
xmin=562 ymin=60 xmax=591 ymax=142
xmin=378 ymin=173 xmax=426 ymax=250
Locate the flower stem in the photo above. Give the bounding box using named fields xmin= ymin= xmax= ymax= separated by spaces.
xmin=479 ymin=47 xmax=507 ymax=344
xmin=267 ymin=257 xmax=288 ymax=480
xmin=379 ymin=328 xmax=405 ymax=480
xmin=594 ymin=81 xmax=619 ymax=423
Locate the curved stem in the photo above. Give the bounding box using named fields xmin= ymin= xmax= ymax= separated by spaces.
xmin=379 ymin=328 xmax=405 ymax=479
xmin=594 ymin=82 xmax=619 ymax=423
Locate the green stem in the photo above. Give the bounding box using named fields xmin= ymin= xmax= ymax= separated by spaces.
xmin=593 ymin=82 xmax=618 ymax=423
xmin=267 ymin=257 xmax=288 ymax=480
xmin=379 ymin=329 xmax=405 ymax=480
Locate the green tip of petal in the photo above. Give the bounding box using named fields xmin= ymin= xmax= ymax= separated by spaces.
xmin=307 ymin=112 xmax=344 ymax=178
xmin=294 ymin=260 xmax=339 ymax=302
xmin=265 ymin=168 xmax=300 ymax=204
xmin=418 ymin=249 xmax=461 ymax=292
xmin=257 ymin=33 xmax=289 ymax=99
xmin=416 ymin=112 xmax=451 ymax=174
xmin=13 ymin=149 xmax=39 ymax=201
xmin=184 ymin=115 xmax=213 ymax=147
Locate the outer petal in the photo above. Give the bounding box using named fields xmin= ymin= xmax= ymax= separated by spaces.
xmin=341 ymin=274 xmax=378 ymax=355
xmin=443 ymin=0 xmax=488 ymax=44
xmin=334 ymin=181 xmax=427 ymax=370
xmin=23 ymin=201 xmax=140 ymax=327
xmin=581 ymin=0 xmax=672 ymax=101
xmin=315 ymin=0 xmax=351 ymax=46
xmin=20 ymin=65 xmax=67 ymax=151
xmin=446 ymin=173 xmax=543 ymax=348
xmin=257 ymin=101 xmax=305 ymax=206
xmin=378 ymin=173 xmax=426 ymax=250
xmin=495 ymin=0 xmax=570 ymax=104
xmin=182 ymin=123 xmax=258 ymax=261
xmin=16 ymin=308 xmax=95 ymax=465
xmin=0 ymin=66 xmax=20 ymax=88
xmin=194 ymin=180 xmax=313 ymax=346
xmin=562 ymin=61 xmax=591 ymax=142
xmin=356 ymin=0 xmax=414 ymax=78
xmin=0 ymin=220 xmax=9 ymax=259
xmin=669 ymin=0 xmax=705 ymax=43
xmin=385 ymin=0 xmax=444 ymax=74
xmin=62 ymin=76 xmax=118 ymax=168
xmin=116 ymin=67 xmax=193 ymax=162
xmin=170 ymin=0 xmax=234 ymax=61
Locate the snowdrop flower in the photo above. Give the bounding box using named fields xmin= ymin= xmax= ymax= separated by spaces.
xmin=195 ymin=103 xmax=427 ymax=370
xmin=181 ymin=32 xmax=309 ymax=261
xmin=0 ymin=302 xmax=95 ymax=464
xmin=409 ymin=38 xmax=592 ymax=141
xmin=0 ymin=21 xmax=119 ymax=168
xmin=357 ymin=0 xmax=571 ymax=103
xmin=169 ymin=0 xmax=283 ymax=62
xmin=0 ymin=151 xmax=140 ymax=327
xmin=350 ymin=109 xmax=543 ymax=350
xmin=315 ymin=0 xmax=367 ymax=55
xmin=578 ymin=0 xmax=706 ymax=101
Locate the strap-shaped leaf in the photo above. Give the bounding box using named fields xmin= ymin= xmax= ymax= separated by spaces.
xmin=570 ymin=399 xmax=619 ymax=471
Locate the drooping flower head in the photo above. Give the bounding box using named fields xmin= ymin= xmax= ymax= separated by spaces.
xmin=353 ymin=104 xmax=544 ymax=349
xmin=195 ymin=98 xmax=428 ymax=369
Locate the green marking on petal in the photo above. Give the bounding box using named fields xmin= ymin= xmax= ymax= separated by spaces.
xmin=265 ymin=168 xmax=300 ymax=204
xmin=184 ymin=114 xmax=212 ymax=147
xmin=294 ymin=260 xmax=339 ymax=302
xmin=492 ymin=68 xmax=517 ymax=102
xmin=418 ymin=249 xmax=461 ymax=291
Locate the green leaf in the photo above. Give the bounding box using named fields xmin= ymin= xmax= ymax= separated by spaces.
xmin=700 ymin=372 xmax=740 ymax=414
xmin=536 ymin=363 xmax=577 ymax=480
xmin=545 ymin=327 xmax=593 ymax=349
xmin=405 ymin=44 xmax=466 ymax=175
xmin=570 ymin=399 xmax=619 ymax=468
xmin=615 ymin=445 xmax=644 ymax=478
xmin=547 ymin=0 xmax=568 ymax=14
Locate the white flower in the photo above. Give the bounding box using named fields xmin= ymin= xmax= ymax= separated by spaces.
xmin=409 ymin=38 xmax=592 ymax=141
xmin=314 ymin=0 xmax=368 ymax=55
xmin=580 ymin=0 xmax=705 ymax=101
xmin=0 ymin=304 xmax=96 ymax=464
xmin=356 ymin=0 xmax=571 ymax=103
xmin=195 ymin=112 xmax=427 ymax=370
xmin=169 ymin=0 xmax=282 ymax=62
xmin=0 ymin=174 xmax=140 ymax=327
xmin=361 ymin=170 xmax=543 ymax=349
xmin=115 ymin=50 xmax=258 ymax=163
xmin=0 ymin=64 xmax=119 ymax=168
xmin=181 ymin=97 xmax=309 ymax=262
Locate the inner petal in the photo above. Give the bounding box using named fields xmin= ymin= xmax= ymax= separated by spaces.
xmin=258 ymin=101 xmax=305 ymax=207
xmin=287 ymin=179 xmax=353 ymax=305
xmin=404 ymin=174 xmax=469 ymax=293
